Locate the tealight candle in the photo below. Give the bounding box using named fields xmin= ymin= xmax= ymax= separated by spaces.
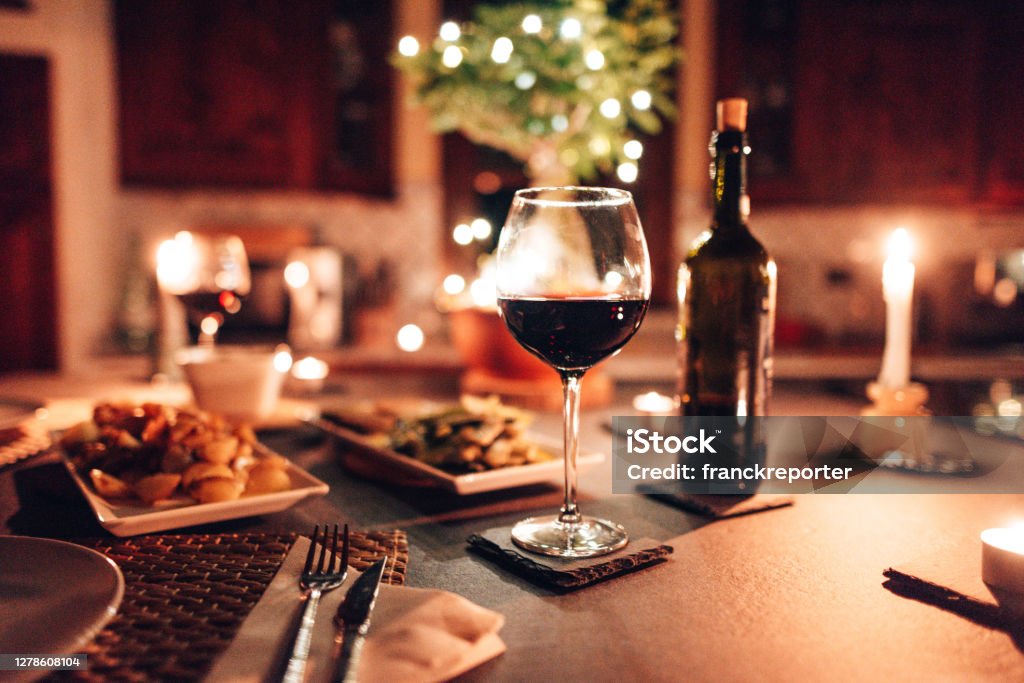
xmin=981 ymin=525 xmax=1024 ymax=613
xmin=632 ymin=391 xmax=675 ymax=416
xmin=877 ymin=228 xmax=915 ymax=389
xmin=291 ymin=356 xmax=329 ymax=393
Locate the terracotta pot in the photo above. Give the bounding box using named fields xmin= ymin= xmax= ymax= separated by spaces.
xmin=447 ymin=307 xmax=552 ymax=380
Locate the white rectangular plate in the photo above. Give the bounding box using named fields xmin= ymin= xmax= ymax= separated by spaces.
xmin=61 ymin=446 xmax=329 ymax=537
xmin=311 ymin=417 xmax=603 ymax=495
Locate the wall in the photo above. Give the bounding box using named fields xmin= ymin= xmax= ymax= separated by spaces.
xmin=757 ymin=206 xmax=1024 ymax=345
xmin=0 ymin=0 xmax=444 ymax=373
xmin=0 ymin=0 xmax=119 ymax=373
xmin=3 ymin=0 xmax=1021 ymax=373
xmin=673 ymin=0 xmax=1024 ymax=349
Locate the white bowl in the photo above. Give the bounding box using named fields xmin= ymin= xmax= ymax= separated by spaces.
xmin=176 ymin=345 xmax=286 ymax=422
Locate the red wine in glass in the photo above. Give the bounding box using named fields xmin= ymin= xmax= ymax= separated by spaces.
xmin=498 ymin=296 xmax=648 ymax=371
xmin=177 ymin=290 xmax=246 ymax=318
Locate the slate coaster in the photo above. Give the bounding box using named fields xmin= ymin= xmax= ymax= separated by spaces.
xmin=882 ymin=546 xmax=1024 ymax=636
xmin=649 ymin=492 xmax=794 ymax=519
xmin=467 ymin=526 xmax=673 ymax=591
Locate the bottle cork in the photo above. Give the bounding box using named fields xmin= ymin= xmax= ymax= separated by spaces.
xmin=716 ymin=98 xmax=748 ymax=132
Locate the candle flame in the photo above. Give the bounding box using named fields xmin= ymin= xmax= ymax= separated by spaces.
xmin=156 ymin=232 xmax=202 ymax=295
xmin=983 ymin=525 xmax=1024 ymax=555
xmin=632 ymin=391 xmax=675 ymax=414
xmin=273 ymin=346 xmax=294 ymax=373
xmin=887 ymin=228 xmax=912 ymax=264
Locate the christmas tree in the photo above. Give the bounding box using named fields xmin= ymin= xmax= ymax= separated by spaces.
xmin=393 ymin=0 xmax=680 ymax=184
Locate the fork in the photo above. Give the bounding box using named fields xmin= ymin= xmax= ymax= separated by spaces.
xmin=282 ymin=523 xmax=350 ymax=683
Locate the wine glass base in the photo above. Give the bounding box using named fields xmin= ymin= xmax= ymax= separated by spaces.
xmin=511 ymin=515 xmax=628 ymax=558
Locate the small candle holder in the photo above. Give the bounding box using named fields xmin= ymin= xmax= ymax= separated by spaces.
xmin=861 ymin=381 xmax=930 ymax=417
xmin=859 ymin=382 xmax=973 ymax=474
xmin=860 ymin=381 xmax=935 ymax=472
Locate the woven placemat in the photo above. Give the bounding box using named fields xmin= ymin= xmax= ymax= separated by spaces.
xmin=52 ymin=531 xmax=408 ymax=682
xmin=0 ymin=423 xmax=50 ymax=468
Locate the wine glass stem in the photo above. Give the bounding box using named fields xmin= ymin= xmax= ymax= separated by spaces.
xmin=558 ymin=370 xmax=584 ymax=525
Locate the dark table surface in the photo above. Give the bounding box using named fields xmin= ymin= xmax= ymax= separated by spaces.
xmin=3 ymin=371 xmax=1024 ymax=681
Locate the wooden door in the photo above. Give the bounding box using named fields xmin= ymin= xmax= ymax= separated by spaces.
xmin=0 ymin=54 xmax=57 ymax=372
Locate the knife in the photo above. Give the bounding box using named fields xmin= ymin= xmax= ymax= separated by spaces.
xmin=333 ymin=557 xmax=388 ymax=683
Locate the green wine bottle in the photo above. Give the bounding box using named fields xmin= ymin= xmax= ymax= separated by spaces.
xmin=677 ymin=99 xmax=776 ymax=470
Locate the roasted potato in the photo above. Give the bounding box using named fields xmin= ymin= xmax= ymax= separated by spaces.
xmin=63 ymin=403 xmax=290 ymax=506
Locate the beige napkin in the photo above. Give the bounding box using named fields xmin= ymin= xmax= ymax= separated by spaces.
xmin=206 ymin=537 xmax=505 ymax=683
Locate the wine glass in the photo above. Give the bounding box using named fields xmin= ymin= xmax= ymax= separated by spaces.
xmin=156 ymin=231 xmax=251 ymax=345
xmin=496 ymin=187 xmax=651 ymax=557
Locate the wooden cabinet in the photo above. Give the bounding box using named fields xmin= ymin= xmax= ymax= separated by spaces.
xmin=0 ymin=55 xmax=57 ymax=371
xmin=116 ymin=0 xmax=394 ymax=195
xmin=979 ymin=2 xmax=1024 ymax=205
xmin=718 ymin=0 xmax=1022 ymax=206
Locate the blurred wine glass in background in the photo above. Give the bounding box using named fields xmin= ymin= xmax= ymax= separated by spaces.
xmin=156 ymin=232 xmax=251 ymax=345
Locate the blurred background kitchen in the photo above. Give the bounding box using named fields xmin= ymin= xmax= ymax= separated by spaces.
xmin=1 ymin=0 xmax=1021 ymax=411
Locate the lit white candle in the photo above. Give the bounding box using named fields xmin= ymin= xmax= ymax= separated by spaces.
xmin=292 ymin=356 xmax=328 ymax=381
xmin=878 ymin=228 xmax=915 ymax=389
xmin=290 ymin=355 xmax=328 ymax=392
xmin=982 ymin=524 xmax=1024 ymax=610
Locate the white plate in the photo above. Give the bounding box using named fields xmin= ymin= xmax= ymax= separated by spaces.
xmin=61 ymin=446 xmax=329 ymax=537
xmin=312 ymin=417 xmax=604 ymax=495
xmin=0 ymin=536 xmax=123 ymax=660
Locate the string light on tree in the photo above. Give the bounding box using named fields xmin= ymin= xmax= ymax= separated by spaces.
xmin=439 ymin=21 xmax=461 ymax=41
xmin=443 ymin=274 xmax=466 ymax=295
xmin=391 ymin=0 xmax=679 ymax=183
xmin=491 ymin=36 xmax=514 ymax=63
xmin=560 ymin=17 xmax=582 ymax=39
xmin=521 ymin=14 xmax=542 ymax=34
xmin=617 ymin=161 xmax=639 ymax=183
xmin=471 ymin=218 xmax=492 ymax=240
xmin=397 ymin=36 xmax=419 ymax=57
xmin=624 ymin=140 xmax=644 ymax=159
xmin=470 ymin=275 xmax=498 ymax=308
xmin=442 ymin=45 xmax=463 ymax=68
xmin=600 ymin=98 xmax=622 ymax=119
xmin=631 ymin=90 xmax=652 ymax=110
xmin=589 ymin=136 xmax=611 ymax=156
xmin=453 ymin=223 xmax=474 ymax=245
xmin=514 ymin=71 xmax=536 ymax=90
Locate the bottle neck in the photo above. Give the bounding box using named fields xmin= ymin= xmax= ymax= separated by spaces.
xmin=710 ymin=129 xmax=749 ymax=229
